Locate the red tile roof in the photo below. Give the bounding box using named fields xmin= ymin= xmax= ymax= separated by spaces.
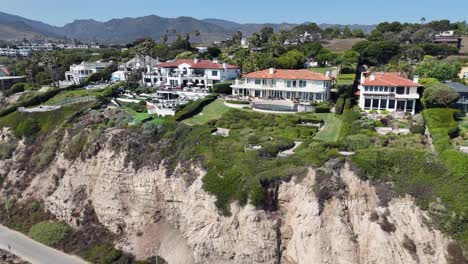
xmin=146 ymin=105 xmax=157 ymax=109
xmin=156 ymin=59 xmax=239 ymax=69
xmin=362 ymin=72 xmax=422 ymax=87
xmin=244 ymin=69 xmax=331 ymax=81
xmin=0 ymin=66 xmax=9 ymax=76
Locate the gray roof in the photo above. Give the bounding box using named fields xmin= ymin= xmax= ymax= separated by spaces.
xmin=445 ymin=81 xmax=468 ymax=93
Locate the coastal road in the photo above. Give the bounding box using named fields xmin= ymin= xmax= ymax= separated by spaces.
xmin=0 ymin=224 xmax=87 ymax=264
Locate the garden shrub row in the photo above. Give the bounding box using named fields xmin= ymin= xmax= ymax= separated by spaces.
xmin=174 ymin=94 xmax=218 ymax=121
xmin=225 ymin=100 xmax=250 ymax=105
xmin=212 ymin=81 xmax=233 ymax=94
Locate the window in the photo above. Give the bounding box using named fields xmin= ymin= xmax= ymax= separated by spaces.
xmin=262 ymin=79 xmax=267 ymax=85
xmin=299 ymin=80 xmax=307 ymax=87
xmin=271 ymin=79 xmax=276 ymax=86
xmin=287 ymin=81 xmax=292 ymax=87
xmin=365 ymin=87 xmax=369 ymax=91
xmin=396 ymin=87 xmax=405 ymax=94
xmin=406 ymin=87 xmax=410 ymax=95
xmin=316 ymin=93 xmax=322 ymax=100
xmin=292 ymin=80 xmax=297 ymax=87
xmin=255 ymin=79 xmax=261 ymax=85
xmin=372 ymin=99 xmax=379 ymax=109
xmin=390 ymin=87 xmax=395 ymax=93
xmin=406 ymin=100 xmax=414 ymax=112
xmin=388 ymin=99 xmax=395 ymax=109
xmin=212 ymin=70 xmax=218 ymax=76
xmin=364 ymin=99 xmax=371 ymax=109
xmin=380 ymin=99 xmax=387 ymax=110
xmin=379 ymin=86 xmax=384 ymax=92
xmin=384 ymin=87 xmax=388 ymax=92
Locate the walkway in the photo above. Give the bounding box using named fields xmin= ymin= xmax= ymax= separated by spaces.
xmin=0 ymin=225 xmax=87 ymax=264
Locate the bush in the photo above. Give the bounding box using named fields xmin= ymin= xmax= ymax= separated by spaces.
xmin=212 ymin=81 xmax=233 ymax=94
xmin=174 ymin=94 xmax=218 ymax=121
xmin=14 ymin=119 xmax=40 ymax=138
xmin=3 ymin=83 xmax=29 ymax=97
xmin=225 ymin=100 xmax=250 ymax=105
xmin=422 ymin=83 xmax=460 ymax=108
xmin=410 ymin=124 xmax=426 ymax=134
xmin=344 ymin=134 xmax=373 ymax=151
xmin=83 ymin=244 xmax=123 ymax=264
xmin=335 ymin=97 xmax=345 ymax=114
xmin=30 ymin=221 xmax=72 ymax=246
xmin=315 ymin=103 xmax=330 ymax=113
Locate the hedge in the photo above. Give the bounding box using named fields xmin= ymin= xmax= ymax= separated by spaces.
xmin=226 ymin=100 xmax=250 ymax=105
xmin=174 ymin=94 xmax=218 ymax=121
xmin=212 ymin=81 xmax=233 ymax=94
xmin=335 ymin=97 xmax=345 ymax=115
xmin=3 ymin=83 xmax=29 ymax=97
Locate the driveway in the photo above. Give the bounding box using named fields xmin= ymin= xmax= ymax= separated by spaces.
xmin=0 ymin=225 xmax=87 ymax=264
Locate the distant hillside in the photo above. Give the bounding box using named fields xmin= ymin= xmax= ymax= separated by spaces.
xmin=0 ymin=11 xmax=376 ymax=43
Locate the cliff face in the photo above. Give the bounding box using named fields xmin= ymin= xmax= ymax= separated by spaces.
xmin=0 ymin=128 xmax=457 ymax=263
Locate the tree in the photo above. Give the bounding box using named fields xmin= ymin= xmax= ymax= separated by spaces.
xmin=342 ymin=26 xmax=353 ymax=38
xmin=260 ymin=27 xmax=274 ymax=44
xmin=42 ymin=51 xmax=60 ymax=87
xmin=342 ymin=50 xmax=359 ymax=66
xmin=302 ymin=42 xmax=323 ymax=58
xmin=316 ymin=49 xmax=338 ymax=66
xmin=160 ymin=34 xmax=168 ymax=44
xmin=275 ymin=50 xmax=305 ymax=69
xmin=248 ymin=33 xmax=262 ymax=48
xmin=412 ymin=28 xmax=434 ymax=43
xmin=232 ymin=31 xmax=243 ymax=45
xmin=352 ymin=29 xmax=366 ymax=38
xmin=402 ymin=46 xmax=425 ymax=62
xmin=415 ymin=60 xmax=462 ymax=81
xmin=421 ymin=83 xmax=460 ymax=108
xmin=206 ymin=47 xmax=222 ymax=58
xmin=357 ymin=41 xmax=401 ymax=65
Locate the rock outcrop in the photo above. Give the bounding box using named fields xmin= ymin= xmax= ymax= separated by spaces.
xmin=0 ymin=129 xmax=459 ymax=263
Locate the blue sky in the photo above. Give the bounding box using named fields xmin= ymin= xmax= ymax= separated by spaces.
xmin=3 ymin=0 xmax=467 ymax=26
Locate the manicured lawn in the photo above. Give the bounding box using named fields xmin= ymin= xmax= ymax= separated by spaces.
xmin=183 ymin=99 xmax=231 ymax=126
xmin=309 ymin=67 xmax=336 ymax=74
xmin=314 ymin=113 xmax=342 ymax=142
xmin=336 ymin=74 xmax=356 ymax=85
xmin=124 ymin=107 xmax=164 ymax=125
xmin=44 ymin=89 xmax=105 ymax=105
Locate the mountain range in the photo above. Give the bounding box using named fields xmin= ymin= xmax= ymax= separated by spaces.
xmin=0 ymin=11 xmax=375 ymax=44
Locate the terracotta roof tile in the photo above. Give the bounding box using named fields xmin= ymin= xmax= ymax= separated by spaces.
xmin=244 ymin=69 xmax=331 ymax=81
xmin=362 ymin=72 xmax=422 ymax=87
xmin=157 ymin=59 xmax=239 ymax=69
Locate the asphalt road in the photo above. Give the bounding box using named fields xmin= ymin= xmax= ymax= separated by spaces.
xmin=0 ymin=224 xmax=87 ymax=264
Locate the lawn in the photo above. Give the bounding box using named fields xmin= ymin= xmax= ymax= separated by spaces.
xmin=309 ymin=67 xmax=336 ymax=74
xmin=336 ymin=74 xmax=356 ymax=86
xmin=44 ymin=89 xmax=106 ymax=105
xmin=314 ymin=113 xmax=342 ymax=142
xmin=124 ymin=107 xmax=164 ymax=125
xmin=183 ymin=99 xmax=231 ymax=126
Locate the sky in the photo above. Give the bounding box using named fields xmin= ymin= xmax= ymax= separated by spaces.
xmin=2 ymin=0 xmax=467 ymax=26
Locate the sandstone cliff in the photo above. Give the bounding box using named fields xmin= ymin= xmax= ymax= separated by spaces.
xmin=0 ymin=128 xmax=461 ymax=264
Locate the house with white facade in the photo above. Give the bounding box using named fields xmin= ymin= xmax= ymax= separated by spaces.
xmin=142 ymin=58 xmax=240 ymax=89
xmin=231 ymin=68 xmax=332 ymax=102
xmin=65 ymin=61 xmax=112 ymax=85
xmin=357 ymin=72 xmax=423 ymax=114
xmin=112 ymin=56 xmax=158 ymax=82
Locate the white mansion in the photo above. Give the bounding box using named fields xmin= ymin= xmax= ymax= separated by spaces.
xmin=357 ymin=72 xmax=423 ymax=114
xmin=112 ymin=56 xmax=159 ymax=82
xmin=231 ymin=68 xmax=332 ymax=102
xmin=142 ymin=58 xmax=240 ymax=89
xmin=65 ymin=61 xmax=112 ymax=85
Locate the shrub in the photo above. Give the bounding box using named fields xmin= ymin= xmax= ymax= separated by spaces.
xmin=315 ymin=104 xmax=330 ymax=113
xmin=225 ymin=100 xmax=250 ymax=105
xmin=380 ymin=110 xmax=389 ymax=115
xmin=402 ymin=235 xmax=417 ymax=254
xmin=3 ymin=83 xmax=29 ymax=97
xmin=0 ymin=142 xmax=16 ymax=159
xmin=344 ymin=134 xmax=373 ymax=151
xmin=369 ymin=109 xmax=377 ymax=114
xmin=174 ymin=94 xmax=217 ymax=121
xmin=410 ymin=124 xmax=425 ymax=134
xmin=30 ymin=221 xmax=72 ymax=246
xmin=212 ymin=81 xmax=233 ymax=94
xmin=14 ymin=119 xmax=40 ymax=138
xmin=422 ymin=83 xmax=460 ymax=108
xmin=83 ymin=244 xmax=123 ymax=264
xmin=335 ymin=97 xmax=345 ymax=115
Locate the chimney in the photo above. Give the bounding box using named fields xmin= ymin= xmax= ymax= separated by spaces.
xmin=370 ymin=73 xmax=375 ymax=81
xmin=360 ymin=72 xmax=366 ymax=83
xmin=325 ymin=71 xmax=331 ymax=78
xmin=213 ymin=58 xmax=219 ymax=64
xmin=269 ymin=68 xmax=276 ymax=75
xmin=223 ymin=62 xmax=228 ymax=69
xmin=413 ymin=75 xmax=419 ymax=84
xmin=194 ymin=58 xmax=199 ymax=64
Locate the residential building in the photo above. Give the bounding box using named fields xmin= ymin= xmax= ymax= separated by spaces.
xmin=112 ymin=56 xmax=158 ymax=81
xmin=459 ymin=64 xmax=468 ymax=79
xmin=0 ymin=65 xmax=26 ymax=91
xmin=433 ymin=36 xmax=462 ymax=49
xmin=357 ymin=72 xmax=423 ymax=114
xmin=64 ymin=61 xmax=112 ymax=85
xmin=231 ymin=68 xmax=332 ymax=102
xmin=142 ymin=58 xmax=240 ymax=89
xmin=444 ymin=81 xmax=468 ymax=112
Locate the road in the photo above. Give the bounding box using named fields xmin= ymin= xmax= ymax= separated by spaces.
xmin=0 ymin=225 xmax=87 ymax=264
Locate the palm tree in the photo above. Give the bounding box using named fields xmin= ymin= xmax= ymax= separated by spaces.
xmin=42 ymin=51 xmax=60 ymax=87
xmin=161 ymin=34 xmax=168 ymax=44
